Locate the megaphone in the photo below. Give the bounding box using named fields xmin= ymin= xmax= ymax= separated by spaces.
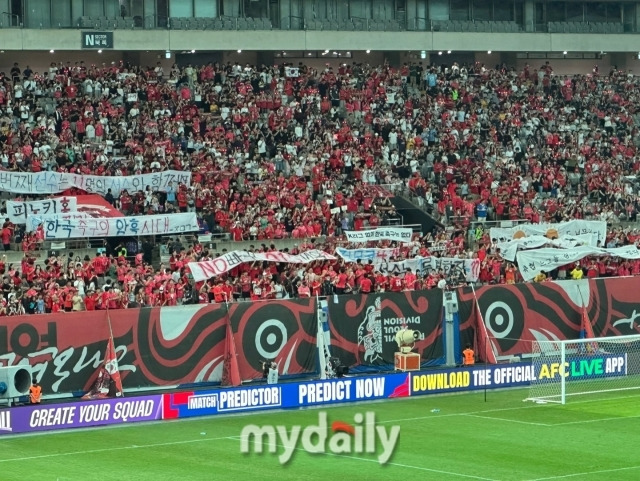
xmin=0 ymin=366 xmax=32 ymax=402
xmin=395 ymin=329 xmax=420 ymax=353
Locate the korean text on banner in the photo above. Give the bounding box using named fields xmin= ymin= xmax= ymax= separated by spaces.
xmin=6 ymin=197 xmax=77 ymax=224
xmin=516 ymin=245 xmax=640 ymax=281
xmin=490 ymin=220 xmax=607 ymax=245
xmin=344 ymin=228 xmax=413 ymax=243
xmin=188 ymin=249 xmax=336 ymax=282
xmin=28 ymin=212 xmax=200 ymax=239
xmin=0 ymin=170 xmax=190 ymax=196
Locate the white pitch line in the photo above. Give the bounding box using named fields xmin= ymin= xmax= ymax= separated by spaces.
xmin=0 ymin=434 xmax=236 ymax=463
xmin=552 ymin=414 xmax=640 ymax=426
xmin=461 ymin=414 xmax=550 ymax=427
xmin=523 ymin=464 xmax=640 ymax=481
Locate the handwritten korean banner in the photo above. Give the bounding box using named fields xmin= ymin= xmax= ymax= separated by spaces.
xmin=497 ymin=233 xmax=598 ymax=262
xmin=6 ymin=197 xmax=77 ymax=224
xmin=26 ymin=212 xmax=199 ymax=239
xmin=490 ymin=220 xmax=607 ymax=245
xmin=0 ymin=170 xmax=190 ymax=196
xmin=188 ymin=250 xmax=337 ymax=282
xmin=335 ymin=247 xmax=401 ymax=263
xmin=516 ymin=245 xmax=640 ymax=281
xmin=344 ymin=227 xmax=413 ymax=243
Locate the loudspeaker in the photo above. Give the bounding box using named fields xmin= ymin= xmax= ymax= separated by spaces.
xmin=0 ymin=366 xmax=32 ymax=399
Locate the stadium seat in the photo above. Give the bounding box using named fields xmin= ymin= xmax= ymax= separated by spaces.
xmin=78 ymin=16 xmax=92 ymax=28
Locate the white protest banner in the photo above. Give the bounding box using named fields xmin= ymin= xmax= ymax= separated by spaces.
xmin=490 ymin=220 xmax=607 ymax=245
xmin=188 ymin=249 xmax=337 ymax=282
xmin=335 ymin=247 xmax=401 ymax=263
xmin=516 ymin=245 xmax=640 ymax=281
xmin=27 ymin=212 xmax=199 ymax=239
xmin=498 ymin=233 xmax=598 ymax=262
xmin=344 ymin=227 xmax=413 ymax=243
xmin=0 ymin=170 xmax=191 ymax=196
xmin=6 ymin=197 xmax=78 ymax=224
xmin=421 ymin=257 xmax=480 ymax=282
xmin=335 ymin=247 xmax=479 ymax=282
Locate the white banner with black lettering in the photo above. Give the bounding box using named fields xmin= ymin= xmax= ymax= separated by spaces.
xmin=0 ymin=170 xmax=191 ymax=196
xmin=188 ymin=250 xmax=337 ymax=282
xmin=344 ymin=227 xmax=413 ymax=243
xmin=516 ymin=245 xmax=640 ymax=281
xmin=27 ymin=212 xmax=199 ymax=239
xmin=498 ymin=233 xmax=599 ymax=262
xmin=336 ymin=247 xmax=479 ymax=281
xmin=490 ymin=220 xmax=607 ymax=245
xmin=6 ymin=197 xmax=77 ymax=224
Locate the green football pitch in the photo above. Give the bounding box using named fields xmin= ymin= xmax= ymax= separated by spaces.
xmin=1 ymin=388 xmax=640 ymax=481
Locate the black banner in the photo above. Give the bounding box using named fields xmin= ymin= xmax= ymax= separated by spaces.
xmin=327 ymin=290 xmax=444 ymax=367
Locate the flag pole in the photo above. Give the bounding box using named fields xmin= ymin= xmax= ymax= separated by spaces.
xmin=471 ymin=284 xmax=487 ymax=402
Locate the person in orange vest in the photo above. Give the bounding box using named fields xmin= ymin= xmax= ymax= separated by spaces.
xmin=462 ymin=345 xmax=475 ymax=366
xmin=29 ymin=377 xmax=42 ymax=404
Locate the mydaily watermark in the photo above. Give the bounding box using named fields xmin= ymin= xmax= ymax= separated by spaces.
xmin=239 ymin=411 xmax=400 ymax=464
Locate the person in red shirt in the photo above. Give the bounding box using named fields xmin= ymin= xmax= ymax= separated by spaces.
xmin=359 ymin=273 xmax=373 ymax=294
xmin=390 ymin=273 xmax=404 ymax=292
xmin=404 ymin=268 xmax=417 ymax=290
xmin=1 ymin=224 xmax=13 ymax=251
xmin=84 ymin=290 xmax=97 ymax=311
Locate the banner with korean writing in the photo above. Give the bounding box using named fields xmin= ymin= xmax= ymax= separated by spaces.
xmin=490 ymin=220 xmax=607 ymax=245
xmin=6 ymin=197 xmax=77 ymax=224
xmin=344 ymin=227 xmax=413 ymax=243
xmin=27 ymin=212 xmax=199 ymax=239
xmin=497 ymin=233 xmax=598 ymax=262
xmin=335 ymin=248 xmax=479 ymax=282
xmin=188 ymin=249 xmax=337 ymax=282
xmin=516 ymin=245 xmax=640 ymax=281
xmin=335 ymin=247 xmax=401 ymax=263
xmin=0 ymin=170 xmax=190 ymax=196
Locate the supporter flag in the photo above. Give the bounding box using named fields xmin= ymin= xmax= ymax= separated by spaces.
xmin=221 ymin=317 xmax=242 ymax=387
xmin=474 ymin=302 xmax=498 ymax=364
xmin=579 ymin=307 xmax=598 ymax=353
xmin=83 ymin=336 xmax=124 ymax=400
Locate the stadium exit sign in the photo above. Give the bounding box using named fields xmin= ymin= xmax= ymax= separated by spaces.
xmin=81 ymin=31 xmax=113 ymax=49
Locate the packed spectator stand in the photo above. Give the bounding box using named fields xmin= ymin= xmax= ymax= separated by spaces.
xmin=0 ymin=57 xmax=639 ymax=315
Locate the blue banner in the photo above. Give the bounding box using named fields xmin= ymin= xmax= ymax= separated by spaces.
xmin=163 ymin=373 xmax=411 ymax=419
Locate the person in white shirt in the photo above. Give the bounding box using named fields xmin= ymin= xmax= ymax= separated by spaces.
xmin=85 ymin=122 xmax=95 ymax=140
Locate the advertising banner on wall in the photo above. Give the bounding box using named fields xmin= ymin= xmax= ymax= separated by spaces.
xmin=0 ymin=395 xmax=162 ymax=435
xmin=227 ymin=298 xmax=318 ymax=381
xmin=455 ymin=277 xmax=640 ymax=358
xmin=0 ymin=301 xmax=320 ymax=396
xmin=163 ymin=372 xmax=410 ymax=419
xmin=327 ymin=291 xmax=444 ymax=367
xmin=0 ymin=306 xmax=228 ymax=396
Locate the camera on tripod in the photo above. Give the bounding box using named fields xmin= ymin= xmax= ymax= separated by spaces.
xmin=326 ymin=357 xmax=349 ymax=379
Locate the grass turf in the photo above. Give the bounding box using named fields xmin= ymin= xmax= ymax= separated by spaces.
xmin=1 ymin=387 xmax=640 ymax=481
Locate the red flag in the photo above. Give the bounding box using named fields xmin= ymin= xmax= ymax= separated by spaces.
xmin=475 ymin=302 xmax=498 ymax=364
xmin=580 ymin=307 xmax=598 ymax=353
xmin=83 ymin=336 xmax=124 ymax=400
xmin=221 ymin=318 xmax=242 ymax=387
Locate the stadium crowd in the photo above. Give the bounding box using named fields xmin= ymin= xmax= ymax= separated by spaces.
xmin=0 ymin=57 xmax=638 ymax=313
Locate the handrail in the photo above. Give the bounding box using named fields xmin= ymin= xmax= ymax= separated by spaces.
xmin=280 ymin=15 xmax=303 ymax=30
xmin=412 ymin=16 xmax=428 ymax=31
xmin=1 ymin=12 xmax=21 ymax=28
